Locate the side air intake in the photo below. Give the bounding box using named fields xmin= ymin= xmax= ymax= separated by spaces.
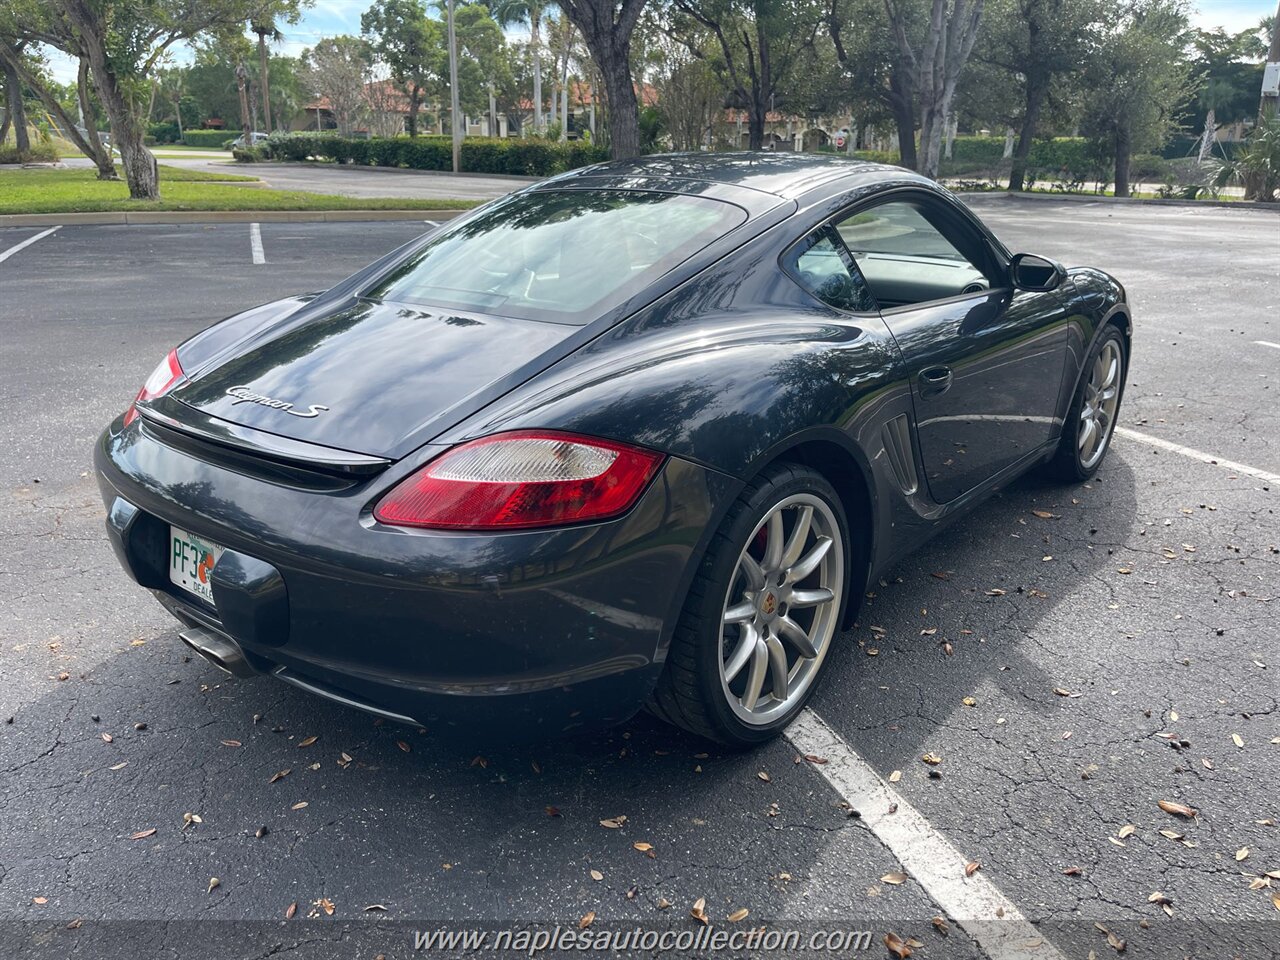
xmin=881 ymin=414 xmax=919 ymax=496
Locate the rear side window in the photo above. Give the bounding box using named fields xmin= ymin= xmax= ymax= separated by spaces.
xmin=368 ymin=189 xmax=747 ymax=324
xmin=783 ymin=225 xmax=877 ymax=313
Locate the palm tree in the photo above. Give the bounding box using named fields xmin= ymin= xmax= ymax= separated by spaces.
xmin=250 ymin=18 xmax=283 ymax=131
xmin=490 ymin=0 xmax=547 ymax=134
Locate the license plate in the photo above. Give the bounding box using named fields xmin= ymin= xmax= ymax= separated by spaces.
xmin=169 ymin=526 xmax=224 ymax=606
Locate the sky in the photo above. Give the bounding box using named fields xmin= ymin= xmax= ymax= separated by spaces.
xmin=43 ymin=0 xmax=1278 ymax=85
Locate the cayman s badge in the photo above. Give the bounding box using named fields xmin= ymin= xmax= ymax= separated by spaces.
xmin=225 ymin=385 xmax=329 ymax=418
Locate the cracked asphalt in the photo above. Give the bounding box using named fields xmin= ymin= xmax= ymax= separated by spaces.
xmin=1 ymin=197 xmax=1278 ymax=960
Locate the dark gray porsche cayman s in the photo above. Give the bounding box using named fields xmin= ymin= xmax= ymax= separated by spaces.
xmin=96 ymin=154 xmax=1130 ymax=746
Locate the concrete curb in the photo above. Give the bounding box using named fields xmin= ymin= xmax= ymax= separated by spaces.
xmin=953 ymin=189 xmax=1279 ymax=211
xmin=0 ymin=209 xmax=469 ymax=227
xmin=241 ymin=160 xmax=541 ymax=184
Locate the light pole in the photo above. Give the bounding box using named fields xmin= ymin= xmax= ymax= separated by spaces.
xmin=447 ymin=0 xmax=462 ymax=173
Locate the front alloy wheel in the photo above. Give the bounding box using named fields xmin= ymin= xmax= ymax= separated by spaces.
xmin=649 ymin=464 xmax=850 ymax=746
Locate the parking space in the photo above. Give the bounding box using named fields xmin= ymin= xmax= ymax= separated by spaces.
xmin=1 ymin=204 xmax=1278 ymax=959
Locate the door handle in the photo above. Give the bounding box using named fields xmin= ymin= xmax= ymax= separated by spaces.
xmin=919 ymin=365 xmax=953 ymax=397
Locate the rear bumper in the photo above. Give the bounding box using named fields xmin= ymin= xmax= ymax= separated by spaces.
xmin=95 ymin=416 xmax=730 ymax=739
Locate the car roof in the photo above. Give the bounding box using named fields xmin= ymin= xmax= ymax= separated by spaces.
xmin=548 ymin=152 xmax=937 ymax=200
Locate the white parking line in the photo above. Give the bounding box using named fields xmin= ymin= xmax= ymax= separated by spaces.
xmin=1254 ymin=340 xmax=1280 ymax=351
xmin=785 ymin=709 xmax=1066 ymax=960
xmin=0 ymin=225 xmax=60 ymax=264
xmin=1114 ymin=427 xmax=1280 ymax=484
xmin=249 ymin=222 xmax=265 ymax=265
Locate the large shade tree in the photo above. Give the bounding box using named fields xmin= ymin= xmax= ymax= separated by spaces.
xmin=1080 ymin=0 xmax=1192 ymax=196
xmin=361 ymin=0 xmax=441 ymax=136
xmin=557 ymin=0 xmax=648 ymax=158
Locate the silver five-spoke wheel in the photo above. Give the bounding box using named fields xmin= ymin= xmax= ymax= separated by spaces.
xmin=718 ymin=493 xmax=844 ymax=725
xmin=1078 ymin=338 xmax=1121 ymax=470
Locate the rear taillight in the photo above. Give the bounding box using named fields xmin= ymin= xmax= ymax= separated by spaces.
xmin=374 ymin=431 xmax=664 ymax=530
xmin=123 ymin=348 xmax=184 ymax=426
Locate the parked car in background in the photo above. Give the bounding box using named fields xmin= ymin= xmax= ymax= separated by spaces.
xmin=227 ymin=132 xmax=269 ymax=149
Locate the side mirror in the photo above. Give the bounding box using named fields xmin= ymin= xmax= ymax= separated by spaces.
xmin=1009 ymin=253 xmax=1067 ymax=292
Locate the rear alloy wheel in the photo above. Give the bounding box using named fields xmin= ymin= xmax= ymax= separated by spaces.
xmin=1047 ymin=326 xmax=1127 ymax=482
xmin=649 ymin=464 xmax=849 ymax=746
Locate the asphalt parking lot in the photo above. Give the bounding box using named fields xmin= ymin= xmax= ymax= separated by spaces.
xmin=1 ymin=198 xmax=1278 ymax=960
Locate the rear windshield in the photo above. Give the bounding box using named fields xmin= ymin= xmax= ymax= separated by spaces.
xmin=368 ymin=189 xmax=747 ymax=324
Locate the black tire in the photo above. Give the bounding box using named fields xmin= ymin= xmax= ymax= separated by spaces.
xmin=1045 ymin=324 xmax=1128 ymax=483
xmin=647 ymin=463 xmax=851 ymax=747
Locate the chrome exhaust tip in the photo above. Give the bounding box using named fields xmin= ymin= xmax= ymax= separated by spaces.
xmin=179 ymin=627 xmax=255 ymax=678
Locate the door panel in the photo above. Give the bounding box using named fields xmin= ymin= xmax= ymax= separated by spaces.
xmin=882 ymin=289 xmax=1069 ymax=503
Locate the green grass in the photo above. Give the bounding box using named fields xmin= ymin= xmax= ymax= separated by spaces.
xmin=150 ymin=164 xmax=257 ymax=182
xmin=150 ymin=144 xmax=233 ymax=154
xmin=0 ymin=167 xmax=482 ymax=214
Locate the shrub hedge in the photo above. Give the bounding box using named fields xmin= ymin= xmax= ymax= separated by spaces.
xmin=182 ymin=129 xmax=240 ymax=148
xmin=249 ymin=132 xmax=609 ymax=177
xmin=0 ymin=143 xmax=60 ymax=164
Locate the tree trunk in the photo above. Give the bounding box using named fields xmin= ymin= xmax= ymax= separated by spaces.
xmin=747 ymin=104 xmax=765 ymax=150
xmin=531 ymin=8 xmax=543 ymax=134
xmin=77 ymin=58 xmax=115 ymax=179
xmin=174 ymin=96 xmax=184 ymax=140
xmin=258 ymin=33 xmax=272 ymax=132
xmin=89 ymin=59 xmax=156 ymax=198
xmin=236 ymin=64 xmax=252 ymax=137
xmin=1 ymin=45 xmax=111 ymax=177
xmin=888 ymin=67 xmax=916 ymax=170
xmin=1113 ymin=123 xmax=1131 ymax=198
xmin=408 ymin=85 xmax=421 ymax=137
xmin=561 ymin=0 xmax=642 ymax=160
xmin=3 ymin=59 xmax=30 ymax=153
xmin=1008 ymin=76 xmax=1047 ymax=192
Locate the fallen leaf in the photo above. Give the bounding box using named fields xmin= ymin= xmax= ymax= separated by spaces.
xmin=221 ymin=739 xmax=241 ymax=748
xmin=1031 ymin=510 xmax=1056 ymax=519
xmin=101 ymin=733 xmax=113 ymax=743
xmin=590 ymin=869 xmax=603 ymax=881
xmin=599 ymin=816 xmax=627 ymax=829
xmin=1232 ymin=733 xmax=1244 ymax=748
xmin=633 ymin=842 xmax=654 ymax=852
xmin=397 ymin=740 xmax=412 ymax=753
xmin=297 ymin=736 xmax=318 ymax=748
xmin=931 ymin=915 xmax=950 ymax=934
xmin=1117 ymin=567 xmax=1133 ymax=575
xmin=962 ymin=696 xmax=977 ymax=707
xmin=1201 ymin=757 xmax=1214 ymax=770
xmin=963 ymin=860 xmax=981 ymax=877
xmin=884 ymin=931 xmax=913 ymax=958
xmin=690 ymin=897 xmax=708 ymax=925
xmin=889 ymin=770 xmax=903 ymax=783
xmin=1159 ymin=830 xmax=1184 ymax=841
xmin=285 ymin=902 xmax=297 ymax=920
xmin=1235 ymin=847 xmax=1249 ymax=861
xmin=656 ymin=898 xmax=672 ymax=910
xmin=1063 ymin=866 xmax=1082 ymax=876
xmin=985 ymin=588 xmax=1006 ymax=596
xmin=881 ymin=872 xmax=908 ymax=885
xmin=578 ymin=911 xmax=595 ymax=929
xmin=921 ymin=753 xmax=942 ymax=765
xmin=804 ymin=754 xmax=828 ymax=765
xmin=1108 ymin=836 xmax=1126 ymax=847
xmin=109 ymin=761 xmax=128 ymax=771
xmin=727 ymin=907 xmax=749 ymax=922
xmin=269 ymin=769 xmax=291 ymax=784
xmin=130 ymin=828 xmax=156 ymax=840
xmin=757 ymin=770 xmax=771 ymax=782
xmin=207 ymin=877 xmax=220 ymax=894
xmin=1106 ymin=929 xmax=1125 ymax=952
xmin=291 ymin=801 xmax=308 ymax=810
xmin=319 ymin=898 xmax=335 ymax=916
xmin=1053 ymin=687 xmax=1075 ymax=697
xmin=1158 ymin=800 xmax=1197 ymax=818
xmin=32 ymin=897 xmax=48 ymax=905
xmin=1118 ymin=825 xmax=1136 ymax=839
xmin=545 ymin=806 xmax=562 ymax=818
xmin=1272 ymin=894 xmax=1280 ymax=913
xmin=470 ymin=755 xmax=487 ymax=768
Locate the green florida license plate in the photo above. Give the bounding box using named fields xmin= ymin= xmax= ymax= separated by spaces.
xmin=169 ymin=526 xmax=224 ymax=605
